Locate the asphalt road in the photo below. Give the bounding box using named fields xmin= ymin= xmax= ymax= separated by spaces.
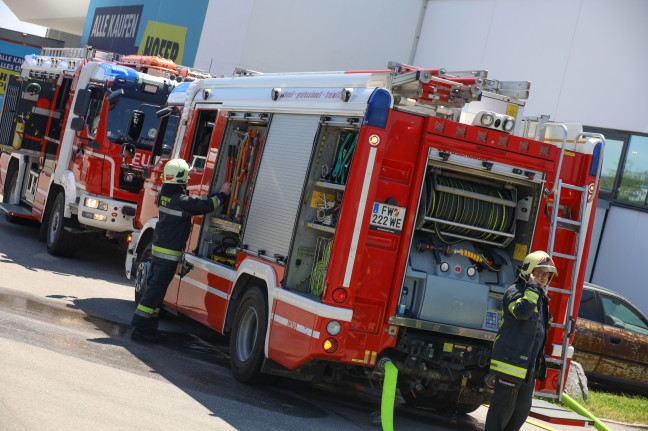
xmin=0 ymin=213 xmax=637 ymax=431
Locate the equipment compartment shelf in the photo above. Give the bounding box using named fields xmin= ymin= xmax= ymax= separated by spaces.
xmin=313 ymin=181 xmax=346 ymax=191
xmin=306 ymin=222 xmax=336 ymax=234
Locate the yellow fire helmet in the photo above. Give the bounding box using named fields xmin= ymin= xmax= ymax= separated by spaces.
xmin=163 ymin=158 xmax=189 ymax=184
xmin=520 ymin=250 xmax=558 ymax=279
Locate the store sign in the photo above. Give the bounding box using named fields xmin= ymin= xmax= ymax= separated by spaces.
xmin=88 ymin=5 xmax=143 ymax=54
xmin=0 ymin=53 xmax=24 ymax=95
xmin=137 ymin=21 xmax=186 ymax=63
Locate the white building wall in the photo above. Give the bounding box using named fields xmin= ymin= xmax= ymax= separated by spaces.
xmin=196 ymin=0 xmax=648 ymax=133
xmin=414 ymin=0 xmax=648 ymax=133
xmin=195 ymin=0 xmax=424 ymax=75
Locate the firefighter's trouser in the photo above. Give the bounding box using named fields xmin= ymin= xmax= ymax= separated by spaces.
xmin=485 ymin=375 xmax=535 ymax=431
xmin=131 ymin=256 xmax=177 ymax=331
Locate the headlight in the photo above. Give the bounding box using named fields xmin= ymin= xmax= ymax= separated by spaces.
xmin=85 ymin=197 xmax=108 ymax=211
xmin=472 ymin=111 xmax=516 ymax=134
xmin=480 ymin=112 xmax=495 ymax=127
xmin=85 ymin=198 xmax=99 ymax=209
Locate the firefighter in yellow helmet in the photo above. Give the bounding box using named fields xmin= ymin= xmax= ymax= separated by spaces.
xmin=485 ymin=250 xmax=557 ymax=431
xmin=130 ymin=159 xmax=230 ymax=342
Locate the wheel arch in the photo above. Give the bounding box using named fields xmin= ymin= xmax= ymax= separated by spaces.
xmin=136 ymin=223 xmax=156 ymax=257
xmin=53 ymin=170 xmax=78 ymax=218
xmin=224 ymin=272 xmax=269 ymax=337
xmin=3 ymin=155 xmax=25 ymax=200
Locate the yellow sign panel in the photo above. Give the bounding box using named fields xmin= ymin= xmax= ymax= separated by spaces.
xmin=513 ymin=243 xmax=528 ymax=261
xmin=137 ymin=21 xmax=186 ymax=64
xmin=506 ymin=103 xmax=519 ymax=119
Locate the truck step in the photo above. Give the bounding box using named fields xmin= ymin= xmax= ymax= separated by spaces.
xmin=0 ymin=203 xmax=37 ymax=221
xmin=530 ymin=398 xmax=595 ymax=427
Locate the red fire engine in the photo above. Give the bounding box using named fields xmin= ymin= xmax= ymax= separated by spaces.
xmin=125 ymin=62 xmax=604 ymax=412
xmin=0 ymin=47 xmax=186 ymax=257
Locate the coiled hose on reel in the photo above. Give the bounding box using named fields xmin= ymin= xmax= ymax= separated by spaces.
xmin=421 ymin=173 xmax=516 ymax=247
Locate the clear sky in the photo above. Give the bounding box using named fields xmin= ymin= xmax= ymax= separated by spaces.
xmin=0 ymin=0 xmax=47 ymax=36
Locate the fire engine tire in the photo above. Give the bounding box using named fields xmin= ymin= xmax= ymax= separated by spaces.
xmin=2 ymin=164 xmax=19 ymax=223
xmin=47 ymin=193 xmax=80 ymax=257
xmin=229 ymin=286 xmax=269 ymax=384
xmin=38 ymin=210 xmax=49 ymax=242
xmin=399 ymin=386 xmax=450 ymax=411
xmin=448 ymin=402 xmax=482 ymax=414
xmin=134 ymin=243 xmax=152 ymax=305
xmin=400 ymin=386 xmax=482 ymax=414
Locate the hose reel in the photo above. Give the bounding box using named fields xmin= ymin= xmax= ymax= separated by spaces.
xmin=418 ymin=171 xmax=517 ymax=247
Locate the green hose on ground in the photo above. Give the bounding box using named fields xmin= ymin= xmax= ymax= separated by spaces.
xmin=561 ymin=393 xmax=613 ymax=431
xmin=381 ymin=360 xmax=398 ymax=431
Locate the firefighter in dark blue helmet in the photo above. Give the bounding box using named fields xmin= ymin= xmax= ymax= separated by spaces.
xmin=485 ymin=250 xmax=557 ymax=431
xmin=130 ymin=158 xmax=230 ymax=343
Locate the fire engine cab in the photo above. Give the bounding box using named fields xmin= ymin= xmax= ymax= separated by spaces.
xmin=0 ymin=47 xmax=185 ymax=257
xmin=125 ymin=62 xmax=604 ymax=412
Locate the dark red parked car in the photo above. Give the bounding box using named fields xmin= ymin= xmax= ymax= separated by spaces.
xmin=573 ymin=283 xmax=648 ymax=394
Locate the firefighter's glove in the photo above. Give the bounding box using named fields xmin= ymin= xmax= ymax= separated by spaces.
xmin=535 ymin=354 xmax=548 ymax=381
xmin=210 ymin=182 xmax=231 ymax=208
xmin=210 ymin=192 xmax=228 ymax=208
xmin=177 ymin=257 xmax=194 ymax=278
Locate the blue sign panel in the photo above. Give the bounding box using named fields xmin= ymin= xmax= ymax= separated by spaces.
xmin=81 ymin=0 xmax=209 ymax=67
xmin=87 ymin=5 xmax=143 ymax=55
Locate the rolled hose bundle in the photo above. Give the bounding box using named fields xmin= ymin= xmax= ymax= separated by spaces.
xmin=426 ymin=175 xmax=515 ymax=244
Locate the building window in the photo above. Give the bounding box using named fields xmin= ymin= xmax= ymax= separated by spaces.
xmin=584 ymin=126 xmax=648 ymax=210
xmin=618 ymin=135 xmax=648 ymax=205
xmin=599 ymin=138 xmax=624 ymax=194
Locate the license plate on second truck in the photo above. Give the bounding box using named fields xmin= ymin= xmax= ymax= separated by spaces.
xmin=370 ymin=202 xmax=406 ymax=233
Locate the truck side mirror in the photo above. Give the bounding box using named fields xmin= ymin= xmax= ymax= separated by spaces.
xmin=127 ymin=110 xmax=145 ymax=143
xmin=70 ymin=117 xmax=85 ymax=131
xmin=73 ymin=89 xmax=92 ymax=115
xmin=121 ymin=142 xmax=136 ymax=160
xmin=107 ymin=89 xmax=124 ymax=111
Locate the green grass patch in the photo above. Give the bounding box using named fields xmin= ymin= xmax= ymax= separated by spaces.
xmin=569 ymin=390 xmax=648 ymax=425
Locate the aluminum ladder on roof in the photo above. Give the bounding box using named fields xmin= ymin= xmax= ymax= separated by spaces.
xmin=541 ymin=126 xmax=605 ymax=399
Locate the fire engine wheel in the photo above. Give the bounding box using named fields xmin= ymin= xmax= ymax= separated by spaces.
xmin=400 ymin=386 xmax=481 ymax=414
xmin=399 ymin=385 xmax=451 ymax=411
xmin=47 ymin=193 xmax=80 ymax=257
xmin=229 ymin=286 xmax=269 ymax=384
xmin=2 ymin=165 xmax=19 ymax=223
xmin=449 ymin=402 xmax=482 ymax=414
xmin=134 ymin=243 xmax=152 ymax=305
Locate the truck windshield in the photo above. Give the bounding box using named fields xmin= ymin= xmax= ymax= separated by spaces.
xmin=106 ymin=95 xmax=164 ymax=151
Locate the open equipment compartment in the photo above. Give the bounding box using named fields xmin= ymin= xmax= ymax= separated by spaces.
xmin=197 ymin=112 xmax=269 ymax=266
xmin=284 ymin=116 xmax=361 ymax=296
xmin=400 ymin=147 xmax=546 ymax=333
